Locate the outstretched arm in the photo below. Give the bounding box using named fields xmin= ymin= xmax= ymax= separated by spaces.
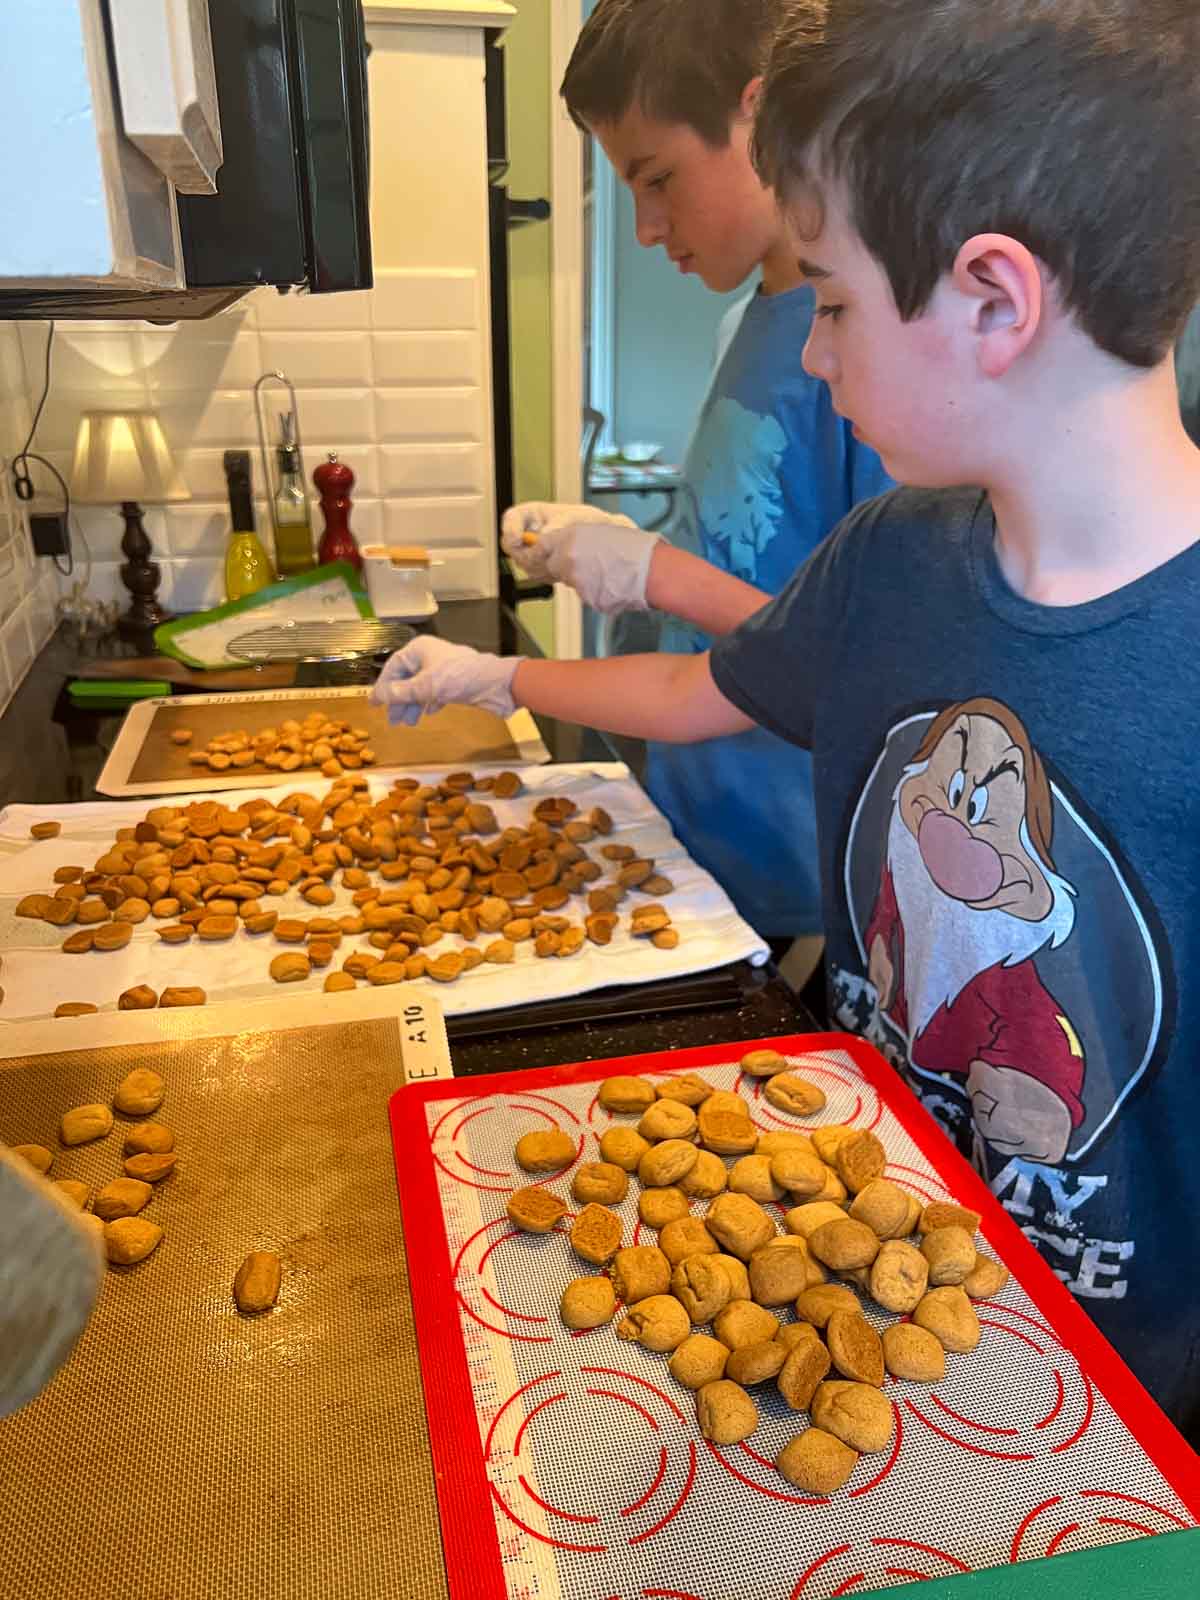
xmin=644 ymin=542 xmax=770 ymax=636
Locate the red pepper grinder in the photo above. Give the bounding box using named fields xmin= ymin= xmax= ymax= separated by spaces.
xmin=313 ymin=451 xmax=362 ymax=571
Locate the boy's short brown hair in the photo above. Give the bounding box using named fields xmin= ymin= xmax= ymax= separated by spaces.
xmin=754 ymin=0 xmax=1200 ymax=367
xmin=562 ymin=0 xmax=780 ymax=146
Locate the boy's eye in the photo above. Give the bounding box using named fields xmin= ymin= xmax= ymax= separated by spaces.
xmin=647 ymin=172 xmax=671 ymax=191
xmin=815 ymin=304 xmax=844 ymax=321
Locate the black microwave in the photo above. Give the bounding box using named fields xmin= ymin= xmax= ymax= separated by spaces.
xmin=0 ymin=0 xmax=371 ymax=322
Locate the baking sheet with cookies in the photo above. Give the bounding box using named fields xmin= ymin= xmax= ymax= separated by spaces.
xmin=0 ymin=764 xmax=768 ymax=1023
xmin=391 ymin=1034 xmax=1200 ymax=1600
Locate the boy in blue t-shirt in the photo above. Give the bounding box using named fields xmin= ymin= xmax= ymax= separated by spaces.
xmin=501 ymin=0 xmax=890 ymax=942
xmin=376 ymin=0 xmax=1200 ymax=1439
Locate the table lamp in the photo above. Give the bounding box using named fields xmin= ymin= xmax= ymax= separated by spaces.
xmin=70 ymin=410 xmax=190 ymax=643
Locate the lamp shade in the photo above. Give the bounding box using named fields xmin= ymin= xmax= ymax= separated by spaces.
xmin=70 ymin=411 xmax=190 ymax=504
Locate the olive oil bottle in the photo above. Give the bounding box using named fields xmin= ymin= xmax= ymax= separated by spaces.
xmin=272 ymin=412 xmax=316 ymax=576
xmin=222 ymin=451 xmax=273 ymax=602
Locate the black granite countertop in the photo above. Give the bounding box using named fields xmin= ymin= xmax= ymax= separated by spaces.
xmin=0 ymin=602 xmax=815 ymax=1067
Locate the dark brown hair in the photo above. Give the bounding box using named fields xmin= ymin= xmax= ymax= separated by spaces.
xmin=562 ymin=0 xmax=781 ymax=147
xmin=753 ymin=0 xmax=1200 ymax=366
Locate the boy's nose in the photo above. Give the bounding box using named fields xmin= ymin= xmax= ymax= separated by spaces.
xmin=634 ymin=195 xmax=668 ymax=248
xmin=802 ymin=322 xmax=835 ymax=382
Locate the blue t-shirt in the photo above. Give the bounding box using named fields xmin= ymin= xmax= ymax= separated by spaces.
xmin=644 ymin=284 xmax=893 ymax=937
xmin=710 ymin=486 xmax=1200 ymax=1438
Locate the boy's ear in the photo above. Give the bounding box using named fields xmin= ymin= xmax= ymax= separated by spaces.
xmin=738 ymin=75 xmax=764 ymax=123
xmin=952 ymin=234 xmax=1044 ymax=378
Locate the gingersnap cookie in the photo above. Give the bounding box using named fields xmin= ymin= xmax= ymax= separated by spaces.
xmin=739 ymin=1048 xmax=788 ymax=1078
xmin=882 ymin=1322 xmax=945 ymax=1383
xmin=808 ymin=1217 xmax=880 ymax=1271
xmin=795 ymin=1282 xmax=861 ymax=1328
xmin=672 ymin=1255 xmax=733 ymax=1323
xmin=706 ymin=1193 xmax=775 ymax=1261
xmin=826 ymin=1310 xmax=885 ymax=1386
xmin=616 ymin=1293 xmax=690 ymax=1352
xmin=712 ymin=1253 xmax=752 ymax=1301
xmin=514 ymin=1129 xmax=576 ymax=1173
xmin=770 ymin=1145 xmax=827 ymax=1197
xmin=637 ymin=1098 xmax=698 ymax=1143
xmin=571 ymin=1161 xmax=628 ymax=1206
xmin=776 ymin=1336 xmax=832 ymax=1411
xmin=654 ymin=1072 xmax=713 ymax=1106
xmin=639 ymin=1185 xmax=691 ymax=1229
xmin=639 ymin=1137 xmax=699 ymax=1188
xmin=869 ymin=1239 xmax=929 ymax=1314
xmin=669 ymin=1333 xmax=729 ymax=1390
xmin=810 ymin=1124 xmax=855 ymax=1164
xmin=597 ymin=1075 xmax=656 ymax=1113
xmin=679 ymin=1149 xmax=729 ymax=1199
xmin=696 ymin=1379 xmax=759 ymax=1445
xmin=697 ymin=1101 xmax=758 ymax=1155
xmin=570 ymin=1202 xmax=622 ymax=1266
xmin=963 ymin=1252 xmax=1010 ymax=1300
xmin=598 ymin=1125 xmax=651 ymax=1172
xmin=775 ymin=1321 xmax=822 ymax=1353
xmin=726 ymin=1340 xmax=788 ymax=1386
xmin=921 ymin=1225 xmax=978 ymax=1286
xmin=560 ymin=1276 xmax=617 ymax=1330
xmin=912 ymin=1286 xmax=981 ymax=1352
xmin=611 ymin=1245 xmax=671 ymax=1304
xmin=756 ymin=1130 xmax=816 ymax=1158
xmin=659 ymin=1215 xmax=719 ymax=1267
xmin=763 ymin=1073 xmax=827 ymax=1116
xmin=783 ymin=1200 xmax=847 ymax=1241
xmin=848 ymin=1178 xmax=914 ymax=1239
xmin=835 ymin=1129 xmax=887 ymax=1194
xmin=728 ymin=1153 xmax=783 ymax=1205
xmin=811 ymin=1379 xmax=894 ymax=1453
xmin=777 ymin=1428 xmax=858 ymax=1494
xmin=919 ymin=1201 xmax=981 ymax=1237
xmin=748 ymin=1241 xmax=812 ymax=1307
xmin=713 ymin=1299 xmax=780 ymax=1351
xmin=506 ymin=1186 xmax=567 ymax=1234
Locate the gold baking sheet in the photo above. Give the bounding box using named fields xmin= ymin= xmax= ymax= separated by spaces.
xmin=0 ymin=990 xmax=453 ymax=1600
xmin=97 ymin=687 xmax=549 ymax=796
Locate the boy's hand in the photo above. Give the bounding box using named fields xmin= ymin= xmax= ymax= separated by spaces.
xmin=502 ymin=500 xmax=637 ymax=538
xmin=501 ymin=515 xmax=662 ymax=615
xmin=370 ymin=637 xmax=519 ymax=725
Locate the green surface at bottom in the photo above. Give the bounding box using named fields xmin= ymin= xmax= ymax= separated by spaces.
xmin=865 ymin=1526 xmax=1198 ymax=1600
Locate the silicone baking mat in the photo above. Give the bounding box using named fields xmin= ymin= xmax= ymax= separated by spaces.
xmin=0 ymin=988 xmax=452 ymax=1600
xmin=391 ymin=1034 xmax=1200 ymax=1600
xmin=98 ymin=686 xmax=549 ymax=795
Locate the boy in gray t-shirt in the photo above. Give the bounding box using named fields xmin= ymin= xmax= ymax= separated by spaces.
xmin=373 ymin=0 xmax=1200 ymax=1440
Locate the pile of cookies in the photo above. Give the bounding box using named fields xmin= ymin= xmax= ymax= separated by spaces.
xmin=14 ymin=770 xmax=681 ymax=1010
xmin=506 ymin=1050 xmax=1008 ymax=1496
xmin=173 ymin=712 xmax=377 ymax=778
xmin=7 ymin=1074 xmax=281 ymax=1313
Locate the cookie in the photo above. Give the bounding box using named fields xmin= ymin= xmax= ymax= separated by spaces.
xmin=748 ymin=1242 xmax=812 ymax=1306
xmin=655 ymin=1073 xmax=712 ymax=1106
xmin=639 ymin=1186 xmax=691 ymax=1229
xmin=826 ymin=1310 xmax=885 ymax=1386
xmin=868 ymin=1239 xmax=930 ymax=1313
xmin=671 ymin=1255 xmax=733 ymax=1323
xmin=770 ymin=1145 xmax=827 ymax=1197
xmin=810 ymin=1124 xmax=855 ymax=1164
xmin=696 ymin=1379 xmax=759 ymax=1445
xmin=756 ymin=1131 xmax=816 ymax=1158
xmin=570 ymin=1202 xmax=622 ymax=1266
xmin=611 ymin=1245 xmax=671 ymax=1304
xmin=506 ymin=1186 xmax=568 ymax=1233
xmin=811 ymin=1379 xmax=894 ymax=1452
xmin=777 ymin=1428 xmax=858 ymax=1494
xmin=572 ymin=1161 xmax=629 ymax=1206
xmin=912 ymin=1287 xmax=981 ymax=1352
xmin=706 ymin=1193 xmax=775 ymax=1261
xmin=560 ymin=1276 xmax=617 ymax=1330
xmin=777 ymin=1336 xmax=832 ymax=1410
xmin=697 ymin=1101 xmax=758 ymax=1155
xmin=848 ymin=1178 xmax=914 ymax=1239
xmin=728 ymin=1154 xmax=783 ymax=1205
xmin=679 ymin=1149 xmax=729 ymax=1199
xmin=713 ymin=1299 xmax=780 ymax=1351
xmin=794 ymin=1282 xmax=861 ymax=1328
xmin=963 ymin=1252 xmax=1010 ymax=1300
xmin=668 ymin=1333 xmax=729 ymax=1389
xmin=639 ymin=1138 xmax=699 ymax=1187
xmin=726 ymin=1340 xmax=788 ymax=1386
xmin=739 ymin=1048 xmax=787 ymax=1078
xmin=514 ymin=1129 xmax=576 ymax=1173
xmin=808 ymin=1217 xmax=880 ymax=1271
xmin=659 ymin=1215 xmax=719 ymax=1267
xmin=598 ymin=1125 xmax=651 ymax=1173
xmin=775 ymin=1320 xmax=822 ymax=1353
xmin=763 ymin=1073 xmax=827 ymax=1116
xmin=597 ymin=1075 xmax=656 ymax=1114
xmin=882 ymin=1322 xmax=945 ymax=1382
xmin=783 ymin=1200 xmax=847 ymax=1240
xmin=637 ymin=1099 xmax=698 ymax=1143
xmin=712 ymin=1254 xmax=752 ymax=1301
xmin=835 ymin=1129 xmax=887 ymax=1194
xmin=921 ymin=1225 xmax=978 ymax=1286
xmin=616 ymin=1293 xmax=691 ymax=1352
xmin=919 ymin=1201 xmax=981 ymax=1237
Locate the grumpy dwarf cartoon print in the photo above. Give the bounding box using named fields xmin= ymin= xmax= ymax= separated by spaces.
xmin=835 ymin=699 xmax=1172 ymax=1174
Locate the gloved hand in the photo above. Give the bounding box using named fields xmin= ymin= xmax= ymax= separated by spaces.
xmin=370 ymin=635 xmax=520 ymax=725
xmin=500 ymin=505 xmax=662 ymax=615
xmin=502 ymin=500 xmax=637 ymax=538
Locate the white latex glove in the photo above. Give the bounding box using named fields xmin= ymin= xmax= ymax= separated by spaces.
xmin=502 ymin=500 xmax=637 ymax=538
xmin=500 ymin=516 xmax=662 ymax=615
xmin=370 ymin=636 xmax=519 ymax=726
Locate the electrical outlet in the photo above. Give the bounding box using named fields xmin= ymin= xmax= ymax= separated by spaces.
xmin=30 ymin=513 xmax=69 ymax=558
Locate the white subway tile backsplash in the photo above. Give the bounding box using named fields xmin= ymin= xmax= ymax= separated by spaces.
xmin=343 ymin=497 xmax=381 ymax=543
xmin=159 ymin=503 xmax=232 ymax=560
xmin=252 ymin=286 xmax=373 ymax=331
xmin=371 ymin=270 xmax=478 ymax=331
xmin=72 ymin=505 xmax=129 ymax=561
xmin=375 ymin=388 xmax=484 ymax=443
xmin=375 ymin=495 xmax=488 ymax=544
xmin=290 ymin=387 xmax=376 ymax=443
xmin=1 ymin=601 xmax=34 ymax=689
xmin=22 ymin=325 xmax=148 ymax=392
xmin=140 ymin=321 xmax=262 ymax=393
xmin=161 ymin=559 xmax=224 ymax=613
xmin=157 ymin=390 xmax=257 ymax=451
xmin=373 ymin=331 xmax=481 ymax=387
xmin=258 ymin=332 xmax=373 ymax=389
xmin=378 ymin=442 xmax=487 ymax=496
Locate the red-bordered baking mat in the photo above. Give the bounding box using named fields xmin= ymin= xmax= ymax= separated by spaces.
xmin=390 ymin=1033 xmax=1200 ymax=1600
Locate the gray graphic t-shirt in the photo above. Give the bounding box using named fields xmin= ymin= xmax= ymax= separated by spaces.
xmin=710 ymin=486 xmax=1200 ymax=1440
